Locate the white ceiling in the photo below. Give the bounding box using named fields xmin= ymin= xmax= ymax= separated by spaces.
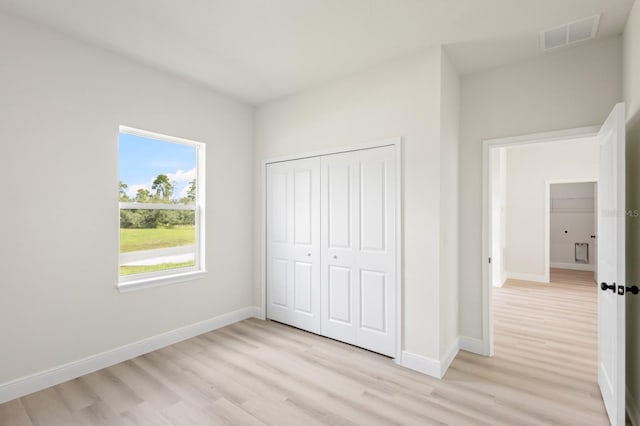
xmin=0 ymin=0 xmax=634 ymax=104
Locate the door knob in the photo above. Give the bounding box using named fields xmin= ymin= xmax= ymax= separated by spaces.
xmin=307 ymin=253 xmax=311 ymax=257
xmin=333 ymin=255 xmax=338 ymax=259
xmin=626 ymin=285 xmax=640 ymax=295
xmin=601 ymin=282 xmax=615 ymax=293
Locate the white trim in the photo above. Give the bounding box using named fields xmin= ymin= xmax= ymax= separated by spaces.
xmin=0 ymin=307 xmax=258 ymax=404
xmin=505 ymin=272 xmax=549 ymax=283
xmin=627 ymin=386 xmax=640 ymax=426
xmin=482 ymin=126 xmax=600 ymax=357
xmin=550 ymin=262 xmax=595 ymax=272
xmin=400 ymin=351 xmax=442 ymax=378
xmin=483 ymin=126 xmax=599 ymax=147
xmin=440 ymin=338 xmax=460 ymax=377
xmin=394 ymin=141 xmax=403 ymax=363
xmin=119 ymin=202 xmax=196 ymax=211
xmin=119 ymin=125 xmax=203 ymax=148
xmin=117 ymin=270 xmax=207 ymax=293
xmin=459 ymin=336 xmax=485 ymax=355
xmin=252 ymin=306 xmax=266 ymax=320
xmin=261 ymin=137 xmax=403 ymax=361
xmin=400 ymin=338 xmax=460 ymax=379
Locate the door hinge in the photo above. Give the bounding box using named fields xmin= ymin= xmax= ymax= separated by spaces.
xmin=488 ymin=257 xmax=491 ymax=264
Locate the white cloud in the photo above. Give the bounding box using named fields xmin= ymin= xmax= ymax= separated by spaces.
xmin=167 ymin=168 xmax=196 ymax=184
xmin=125 ymin=183 xmax=150 ymax=198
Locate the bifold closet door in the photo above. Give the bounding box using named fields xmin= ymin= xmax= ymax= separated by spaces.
xmin=320 ymin=146 xmax=396 ymax=357
xmin=266 ymin=158 xmax=321 ymax=334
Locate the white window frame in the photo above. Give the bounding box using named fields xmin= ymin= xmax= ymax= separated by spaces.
xmin=117 ymin=126 xmax=206 ymax=293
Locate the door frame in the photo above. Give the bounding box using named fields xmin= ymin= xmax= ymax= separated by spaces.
xmin=260 ymin=137 xmax=403 ymax=360
xmin=545 ymin=178 xmax=598 ymax=279
xmin=481 ymin=126 xmax=599 ymax=356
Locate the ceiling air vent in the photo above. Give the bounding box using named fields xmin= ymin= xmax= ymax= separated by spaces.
xmin=541 ymin=15 xmax=600 ymax=51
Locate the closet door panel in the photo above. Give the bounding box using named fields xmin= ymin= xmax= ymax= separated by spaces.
xmin=266 ymin=165 xmax=291 ymax=324
xmin=321 ymin=146 xmax=396 ymax=357
xmin=327 ymin=165 xmax=352 ymax=249
xmin=328 ymin=265 xmax=352 ymax=323
xmin=266 ymin=158 xmax=321 ymax=333
xmin=294 ymin=169 xmax=313 ymax=245
xmin=270 ymin=258 xmax=289 ymax=307
xmin=360 ymin=269 xmax=386 ymax=333
xmin=360 ymin=159 xmax=386 ymax=252
xmin=357 ymin=146 xmax=396 ymax=356
xmin=321 ymin=153 xmax=357 ymax=344
xmin=293 ymin=261 xmax=313 ymax=314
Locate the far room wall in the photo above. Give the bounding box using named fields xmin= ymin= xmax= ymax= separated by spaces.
xmin=549 ymin=182 xmax=597 ymax=271
xmin=503 ymin=139 xmax=598 ymax=282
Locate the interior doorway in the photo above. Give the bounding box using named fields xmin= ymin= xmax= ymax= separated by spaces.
xmin=547 ymin=180 xmax=598 ymax=281
xmin=481 ymin=125 xmax=600 ymax=356
xmin=486 ymin=133 xmax=599 ymax=292
xmin=483 ymin=132 xmax=604 ymax=417
xmin=482 ymin=104 xmax=627 ymax=426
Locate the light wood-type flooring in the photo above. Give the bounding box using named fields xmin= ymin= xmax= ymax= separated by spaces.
xmin=0 ymin=268 xmax=612 ymax=425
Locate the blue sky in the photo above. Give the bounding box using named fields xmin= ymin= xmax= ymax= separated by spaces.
xmin=119 ymin=132 xmax=196 ymax=200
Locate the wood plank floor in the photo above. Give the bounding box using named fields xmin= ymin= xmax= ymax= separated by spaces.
xmin=0 ymin=269 xmax=612 ymax=425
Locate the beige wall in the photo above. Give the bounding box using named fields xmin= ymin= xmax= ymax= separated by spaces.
xmin=0 ymin=12 xmax=254 ymax=384
xmin=623 ymin=0 xmax=640 ymax=420
xmin=504 ymin=140 xmax=599 ymax=280
xmin=459 ymin=36 xmax=623 ymax=341
xmin=254 ymin=47 xmax=456 ymax=361
xmin=439 ymin=50 xmax=460 ymax=358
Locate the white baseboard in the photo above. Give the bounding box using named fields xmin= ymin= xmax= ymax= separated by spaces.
xmin=440 ymin=339 xmax=460 ymax=376
xmin=550 ymin=262 xmax=595 ymax=272
xmin=400 ymin=351 xmax=442 ymax=378
xmin=505 ymin=272 xmax=548 ymax=283
xmin=459 ymin=336 xmax=485 ymax=355
xmin=0 ymin=306 xmax=258 ymax=404
xmin=252 ymin=306 xmax=266 ymax=320
xmin=628 ymin=386 xmax=640 ymax=426
xmin=399 ymin=338 xmax=460 ymax=379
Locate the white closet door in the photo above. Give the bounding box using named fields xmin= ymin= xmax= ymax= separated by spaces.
xmin=266 ymin=158 xmax=321 ymax=333
xmin=320 ymin=146 xmax=396 ymax=357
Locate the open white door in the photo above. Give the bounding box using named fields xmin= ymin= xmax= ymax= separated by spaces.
xmin=593 ymin=182 xmax=598 ymax=281
xmin=597 ymin=102 xmax=626 ymax=426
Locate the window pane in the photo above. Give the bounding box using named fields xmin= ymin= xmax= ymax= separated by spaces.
xmin=119 ymin=132 xmax=197 ymax=205
xmin=119 ymin=128 xmax=202 ymax=281
xmin=119 ymin=209 xmax=196 ymax=276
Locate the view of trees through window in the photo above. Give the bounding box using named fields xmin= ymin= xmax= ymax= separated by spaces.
xmin=119 ymin=129 xmax=200 ymax=278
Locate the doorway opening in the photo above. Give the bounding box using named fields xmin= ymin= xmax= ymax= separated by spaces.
xmin=481 ymin=125 xmax=600 ymax=356
xmin=481 ymin=104 xmax=627 ymax=425
xmin=483 ymin=129 xmax=605 ymax=418
xmin=547 ymin=180 xmax=598 ymax=281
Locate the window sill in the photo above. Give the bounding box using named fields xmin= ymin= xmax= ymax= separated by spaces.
xmin=117 ymin=270 xmax=207 ymax=293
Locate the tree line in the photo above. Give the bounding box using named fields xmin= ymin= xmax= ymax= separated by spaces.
xmin=119 ymin=175 xmax=196 ymax=229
